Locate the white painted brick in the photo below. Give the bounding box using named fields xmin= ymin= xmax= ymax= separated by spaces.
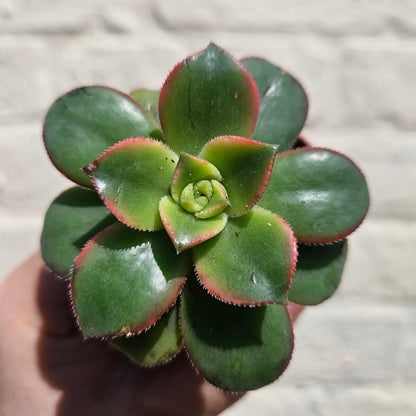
xmin=153 ymin=0 xmax=416 ymax=36
xmin=0 ymin=0 xmax=157 ymax=36
xmin=0 ymin=0 xmax=92 ymax=35
xmin=47 ymin=36 xmax=187 ymax=93
xmin=223 ymin=383 xmax=416 ymax=416
xmin=97 ymin=1 xmax=157 ymax=34
xmin=323 ymin=384 xmax=416 ymax=416
xmin=222 ymin=385 xmax=328 ymax=416
xmin=275 ymin=39 xmax=416 ymax=131
xmin=3 ymin=11 xmax=90 ymax=35
xmin=0 ymin=0 xmax=15 ymax=19
xmin=341 ymin=220 xmax=416 ymax=301
xmin=285 ymin=303 xmax=407 ymax=383
xmin=342 ymin=44 xmax=416 ymax=131
xmin=400 ymin=310 xmax=416 ymax=380
xmin=0 ymin=39 xmax=52 ymax=124
xmin=0 ymin=124 xmax=71 ymax=216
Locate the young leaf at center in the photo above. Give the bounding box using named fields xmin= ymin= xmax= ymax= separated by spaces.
xmin=159 ymin=196 xmax=227 ymax=253
xmin=170 ymin=152 xmax=222 ymax=204
xmin=199 ymin=135 xmax=277 ymax=217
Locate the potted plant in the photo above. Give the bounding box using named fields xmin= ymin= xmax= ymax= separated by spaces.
xmin=40 ymin=43 xmax=370 ymax=392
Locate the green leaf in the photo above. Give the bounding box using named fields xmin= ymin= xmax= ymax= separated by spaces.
xmin=170 ymin=152 xmax=222 ymax=203
xmin=258 ymin=148 xmax=370 ymax=243
xmin=43 ymin=86 xmax=162 ymax=187
xmin=289 ymin=240 xmax=348 ymax=305
xmin=159 ymin=196 xmax=227 ymax=253
xmin=159 ymin=43 xmax=259 ymax=155
xmin=130 ymin=88 xmax=160 ymax=124
xmin=242 ymin=57 xmax=308 ymax=152
xmin=199 ymin=136 xmax=277 ymax=217
xmin=110 ymin=304 xmax=182 ymax=367
xmin=84 ymin=138 xmax=178 ymax=231
xmin=181 ymin=276 xmax=294 ymax=392
xmin=193 ymin=207 xmax=297 ymax=305
xmin=72 ymin=223 xmax=188 ymax=338
xmin=40 ymin=186 xmax=116 ymax=279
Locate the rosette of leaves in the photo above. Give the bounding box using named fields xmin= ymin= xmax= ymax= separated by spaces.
xmin=41 ymin=43 xmax=369 ymax=392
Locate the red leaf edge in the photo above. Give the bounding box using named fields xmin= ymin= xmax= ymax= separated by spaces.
xmin=70 ymin=222 xmax=187 ymax=339
xmin=42 ymin=86 xmax=159 ymax=188
xmin=83 ymin=137 xmax=174 ymax=231
xmin=275 ymin=147 xmax=370 ymax=244
xmin=195 ymin=209 xmax=298 ymax=306
xmin=179 ymin=295 xmax=295 ymax=392
xmin=159 ymin=43 xmax=260 ymax=140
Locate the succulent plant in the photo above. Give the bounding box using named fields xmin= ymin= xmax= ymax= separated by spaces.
xmin=40 ymin=43 xmax=370 ymax=392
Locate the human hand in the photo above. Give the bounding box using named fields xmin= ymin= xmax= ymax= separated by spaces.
xmin=0 ymin=252 xmax=303 ymax=416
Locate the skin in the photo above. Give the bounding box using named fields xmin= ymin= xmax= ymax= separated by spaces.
xmin=0 ymin=252 xmax=303 ymax=416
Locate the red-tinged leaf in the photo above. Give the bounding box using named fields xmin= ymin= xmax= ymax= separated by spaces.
xmin=41 ymin=186 xmax=116 ymax=279
xmin=84 ymin=138 xmax=178 ymax=231
xmin=159 ymin=196 xmax=227 ymax=253
xmin=258 ymin=148 xmax=370 ymax=243
xmin=130 ymin=88 xmax=160 ymax=125
xmin=159 ymin=43 xmax=259 ymax=155
xmin=193 ymin=207 xmax=297 ymax=306
xmin=181 ymin=275 xmax=294 ymax=392
xmin=242 ymin=57 xmax=308 ymax=152
xmin=43 ymin=86 xmax=162 ymax=187
xmin=289 ymin=239 xmax=348 ymax=305
xmin=110 ymin=304 xmax=182 ymax=367
xmin=199 ymin=136 xmax=277 ymax=217
xmin=72 ymin=222 xmax=189 ymax=338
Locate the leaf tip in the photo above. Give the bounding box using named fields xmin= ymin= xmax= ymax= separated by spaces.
xmin=82 ymin=162 xmax=97 ymax=175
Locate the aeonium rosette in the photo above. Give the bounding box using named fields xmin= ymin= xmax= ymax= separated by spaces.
xmin=40 ymin=43 xmax=370 ymax=392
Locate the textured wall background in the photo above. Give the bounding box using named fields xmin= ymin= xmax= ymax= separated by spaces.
xmin=1 ymin=0 xmax=415 ymax=414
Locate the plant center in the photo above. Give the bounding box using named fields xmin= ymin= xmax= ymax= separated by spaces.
xmin=179 ymin=179 xmax=230 ymax=219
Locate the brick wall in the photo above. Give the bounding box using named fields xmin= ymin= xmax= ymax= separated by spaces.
xmin=1 ymin=1 xmax=414 ymax=414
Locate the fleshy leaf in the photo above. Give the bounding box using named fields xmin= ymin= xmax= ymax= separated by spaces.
xmin=199 ymin=136 xmax=277 ymax=217
xmin=289 ymin=240 xmax=348 ymax=305
xmin=43 ymin=86 xmax=162 ymax=187
xmin=242 ymin=58 xmax=308 ymax=152
xmin=193 ymin=180 xmax=230 ymax=219
xmin=181 ymin=276 xmax=294 ymax=392
xmin=159 ymin=43 xmax=259 ymax=155
xmin=130 ymin=88 xmax=160 ymax=124
xmin=258 ymin=148 xmax=370 ymax=243
xmin=193 ymin=207 xmax=297 ymax=305
xmin=72 ymin=223 xmax=188 ymax=338
xmin=170 ymin=152 xmax=222 ymax=203
xmin=40 ymin=187 xmax=116 ymax=279
xmin=84 ymin=138 xmax=178 ymax=231
xmin=110 ymin=304 xmax=182 ymax=367
xmin=159 ymin=196 xmax=227 ymax=253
